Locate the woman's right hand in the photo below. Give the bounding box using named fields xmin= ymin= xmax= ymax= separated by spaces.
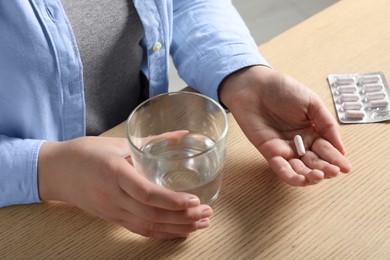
xmin=38 ymin=136 xmax=213 ymax=239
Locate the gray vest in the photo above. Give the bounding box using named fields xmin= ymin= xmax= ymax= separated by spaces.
xmin=61 ymin=0 xmax=146 ymax=135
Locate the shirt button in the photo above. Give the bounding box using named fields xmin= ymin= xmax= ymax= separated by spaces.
xmin=152 ymin=42 xmax=162 ymax=52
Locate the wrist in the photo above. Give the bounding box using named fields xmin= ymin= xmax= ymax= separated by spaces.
xmin=218 ymin=65 xmax=272 ymax=110
xmin=37 ymin=142 xmax=63 ymax=202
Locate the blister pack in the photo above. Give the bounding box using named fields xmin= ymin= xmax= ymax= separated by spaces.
xmin=327 ymin=72 xmax=390 ymax=123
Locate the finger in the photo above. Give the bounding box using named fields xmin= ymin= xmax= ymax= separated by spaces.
xmin=120 ymin=219 xmax=189 ymax=239
xmin=311 ymin=138 xmax=352 ymax=173
xmin=289 ymin=158 xmax=324 ymax=184
xmin=136 ymin=130 xmax=190 ymax=148
xmin=118 ymin=214 xmax=210 ymax=239
xmin=268 ymin=156 xmax=307 ymax=186
xmin=301 ymin=151 xmax=341 ymax=178
xmin=308 ymin=96 xmax=346 ymax=155
xmin=156 ymin=130 xmax=190 ymax=141
xmin=95 ymin=202 xmax=210 ymax=238
xmin=116 ymin=160 xmax=201 ymax=210
xmin=118 ymin=191 xmax=213 ymax=224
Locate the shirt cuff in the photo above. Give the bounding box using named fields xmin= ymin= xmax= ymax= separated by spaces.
xmin=186 ymin=44 xmax=270 ymax=102
xmin=0 ymin=137 xmax=45 ymax=207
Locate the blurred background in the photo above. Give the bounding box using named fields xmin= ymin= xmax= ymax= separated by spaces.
xmin=168 ymin=0 xmax=338 ymax=92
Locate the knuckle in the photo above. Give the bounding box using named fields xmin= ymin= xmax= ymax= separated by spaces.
xmin=136 ymin=183 xmax=154 ymax=204
xmin=101 ymin=156 xmax=119 ymax=171
xmin=166 ymin=198 xmax=185 ymax=210
xmin=145 ymin=208 xmax=159 ymax=221
xmin=144 ymin=221 xmax=160 ymax=232
xmin=185 ymin=210 xmax=202 ymax=222
xmin=186 ymin=223 xmax=198 ymax=232
xmin=123 ymin=222 xmax=155 ymax=238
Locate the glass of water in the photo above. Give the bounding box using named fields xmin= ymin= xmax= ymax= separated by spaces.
xmin=125 ymin=91 xmax=228 ymax=206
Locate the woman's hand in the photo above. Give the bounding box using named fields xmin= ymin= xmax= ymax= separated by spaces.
xmin=38 ymin=137 xmax=212 ymax=239
xmin=219 ymin=66 xmax=352 ymax=186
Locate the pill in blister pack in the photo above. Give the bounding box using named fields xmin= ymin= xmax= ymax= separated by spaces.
xmin=327 ymin=72 xmax=390 ymax=123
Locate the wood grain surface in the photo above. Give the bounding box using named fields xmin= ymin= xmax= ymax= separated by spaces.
xmin=1 ymin=0 xmax=389 ymax=259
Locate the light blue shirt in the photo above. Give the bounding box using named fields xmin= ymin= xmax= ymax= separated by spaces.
xmin=0 ymin=0 xmax=268 ymax=207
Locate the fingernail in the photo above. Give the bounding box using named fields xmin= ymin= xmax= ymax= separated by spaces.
xmin=188 ymin=197 xmax=200 ymax=207
xmin=196 ymin=219 xmax=210 ymax=229
xmin=201 ymin=208 xmax=213 ymax=218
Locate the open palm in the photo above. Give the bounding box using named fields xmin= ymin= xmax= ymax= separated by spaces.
xmin=220 ymin=66 xmax=352 ymax=186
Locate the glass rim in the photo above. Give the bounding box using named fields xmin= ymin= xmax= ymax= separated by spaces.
xmin=125 ymin=91 xmax=229 ymax=160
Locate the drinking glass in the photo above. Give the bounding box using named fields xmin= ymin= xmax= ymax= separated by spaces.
xmin=126 ymin=91 xmax=228 ymax=206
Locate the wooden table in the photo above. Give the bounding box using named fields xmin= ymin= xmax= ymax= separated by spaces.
xmin=1 ymin=0 xmax=390 ymax=258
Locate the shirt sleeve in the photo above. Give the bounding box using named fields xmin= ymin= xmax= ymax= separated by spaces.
xmin=0 ymin=135 xmax=45 ymax=207
xmin=171 ymin=0 xmax=270 ymax=102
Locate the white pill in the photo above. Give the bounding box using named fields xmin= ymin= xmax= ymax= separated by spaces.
xmin=342 ymin=101 xmax=363 ymax=110
xmin=361 ymin=74 xmax=382 ymax=84
xmin=339 ymin=94 xmax=360 ymax=102
xmin=335 ymin=77 xmax=356 ymax=85
xmin=344 ymin=110 xmax=365 ymax=120
xmin=369 ymin=99 xmax=389 ymax=108
xmin=363 ymin=83 xmax=384 ymax=92
xmin=294 ymin=135 xmax=305 ymax=157
xmin=338 ymin=84 xmax=358 ymax=93
xmin=366 ymin=91 xmax=386 ymax=101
